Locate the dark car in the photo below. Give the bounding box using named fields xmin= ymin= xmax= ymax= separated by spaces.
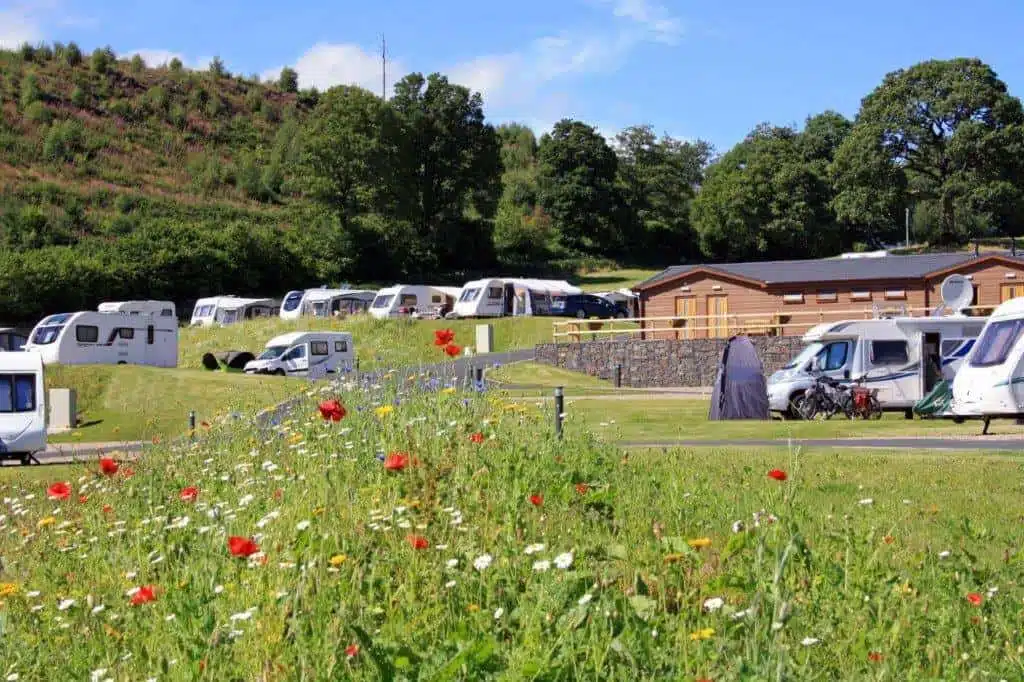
xmin=553 ymin=294 xmax=629 ymax=319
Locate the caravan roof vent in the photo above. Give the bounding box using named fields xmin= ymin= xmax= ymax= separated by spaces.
xmin=938 ymin=274 xmax=974 ymax=315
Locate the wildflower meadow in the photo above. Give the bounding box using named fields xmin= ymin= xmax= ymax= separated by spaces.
xmin=0 ymin=331 xmax=1021 ymax=680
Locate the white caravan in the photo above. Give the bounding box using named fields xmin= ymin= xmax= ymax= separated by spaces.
xmin=191 ymin=296 xmax=230 ymax=326
xmin=950 ymin=297 xmax=1024 ymax=420
xmin=0 ymin=351 xmax=46 ymax=464
xmin=369 ymin=286 xmax=458 ymax=319
xmin=302 ymin=289 xmax=377 ymax=317
xmin=23 ymin=307 xmax=179 ymax=368
xmin=279 ymin=289 xmax=316 ymax=320
xmin=244 ymin=331 xmax=355 ymax=378
xmin=97 ymin=300 xmax=177 ymax=319
xmin=190 ymin=296 xmax=278 ymax=327
xmin=451 ymin=278 xmax=582 ymax=318
xmin=767 ymin=317 xmax=984 ymax=416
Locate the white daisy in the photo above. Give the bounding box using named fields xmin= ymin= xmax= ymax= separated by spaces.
xmin=473 ymin=554 xmax=493 ymax=571
xmin=493 ymin=607 xmax=504 ymax=619
xmin=532 ymin=560 xmax=551 ymax=572
xmin=553 ymin=552 xmax=574 ymax=569
xmin=296 ymin=520 xmax=311 ymax=531
xmin=801 ymin=637 xmax=820 ymax=646
xmin=523 ymin=543 xmax=545 ymax=555
xmin=578 ymin=593 xmax=593 ymax=606
xmin=702 ymin=597 xmax=725 ymax=612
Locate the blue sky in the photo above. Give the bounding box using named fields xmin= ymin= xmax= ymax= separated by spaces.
xmin=2 ymin=0 xmax=1024 ymax=152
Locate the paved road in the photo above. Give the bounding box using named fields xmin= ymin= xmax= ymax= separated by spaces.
xmin=620 ymin=437 xmax=1024 ymax=452
xmin=2 ymin=440 xmax=146 ymax=466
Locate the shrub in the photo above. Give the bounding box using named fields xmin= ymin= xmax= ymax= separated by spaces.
xmin=130 ymin=54 xmax=145 ymax=73
xmin=168 ymin=104 xmax=187 ymax=130
xmin=90 ymin=47 xmax=112 ymax=74
xmin=204 ymin=94 xmax=225 ymax=119
xmin=144 ymin=85 xmax=168 ymax=115
xmin=23 ymin=100 xmax=51 ymax=124
xmin=107 ymin=98 xmax=134 ymax=121
xmin=297 ymin=87 xmax=319 ymax=108
xmin=208 ymin=56 xmax=228 ymax=78
xmin=245 ymin=88 xmax=263 ymax=113
xmin=70 ymin=85 xmax=87 ymax=107
xmin=115 ymin=193 xmax=140 ymax=214
xmin=18 ymin=42 xmax=34 ymax=62
xmin=64 ymin=42 xmax=83 ymax=66
xmin=42 ymin=119 xmax=85 ymax=163
xmin=34 ymin=43 xmax=53 ymax=61
xmin=278 ymin=66 xmax=299 ymax=93
xmin=19 ymin=73 xmax=41 ymax=109
xmin=169 ymin=57 xmax=183 ymax=73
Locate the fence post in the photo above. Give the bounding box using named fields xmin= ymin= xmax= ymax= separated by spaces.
xmin=474 ymin=366 xmax=483 ymax=388
xmin=554 ymin=386 xmax=564 ymax=439
xmin=613 ymin=364 xmax=622 ymax=388
xmin=189 ymin=410 xmax=196 ymax=441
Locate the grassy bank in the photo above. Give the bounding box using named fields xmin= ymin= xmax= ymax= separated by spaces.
xmin=0 ymin=381 xmax=1020 ymax=679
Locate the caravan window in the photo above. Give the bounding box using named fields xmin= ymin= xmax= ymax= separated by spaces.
xmin=119 ymin=328 xmax=135 ymax=340
xmin=31 ymin=325 xmax=64 ymax=345
xmin=815 ymin=341 xmax=850 ymax=371
xmin=431 ymin=295 xmax=442 ymax=303
xmin=310 ymin=341 xmax=329 ymax=356
xmin=334 ymin=340 xmax=348 ymax=353
xmin=0 ymin=374 xmax=35 ymax=413
xmin=193 ymin=305 xmax=214 ymax=318
xmin=75 ymin=325 xmax=99 ymax=343
xmin=400 ymin=294 xmax=418 ymax=306
xmin=487 ymin=287 xmax=503 ymax=300
xmin=459 ymin=288 xmax=481 ymax=302
xmin=372 ymin=295 xmax=394 ymax=309
xmin=161 ymin=309 xmax=174 ymax=317
xmin=969 ymin=319 xmax=1024 ymax=368
xmin=869 ymin=340 xmax=909 ymax=366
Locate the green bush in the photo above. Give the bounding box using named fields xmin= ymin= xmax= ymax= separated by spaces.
xmin=23 ymin=100 xmax=51 ymax=124
xmin=169 ymin=57 xmax=183 ymax=73
xmin=19 ymin=73 xmax=41 ymax=109
xmin=42 ymin=119 xmax=85 ymax=163
xmin=130 ymin=54 xmax=145 ymax=73
xmin=64 ymin=42 xmax=83 ymax=67
xmin=70 ymin=85 xmax=87 ymax=107
xmin=90 ymin=47 xmax=112 ymax=74
xmin=245 ymin=88 xmax=263 ymax=113
xmin=278 ymin=66 xmax=299 ymax=93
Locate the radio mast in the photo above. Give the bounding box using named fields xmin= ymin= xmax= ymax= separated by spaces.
xmin=381 ymin=34 xmax=387 ymax=99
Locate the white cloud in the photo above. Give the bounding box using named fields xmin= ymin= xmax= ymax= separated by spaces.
xmin=0 ymin=9 xmax=43 ymax=49
xmin=607 ymin=0 xmax=684 ymax=44
xmin=263 ymin=42 xmax=401 ymax=94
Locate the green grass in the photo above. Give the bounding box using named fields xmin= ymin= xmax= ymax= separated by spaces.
xmin=178 ymin=315 xmax=555 ymax=369
xmin=572 ymin=268 xmax=659 ymax=292
xmin=0 ymin=381 xmax=1021 ymax=679
xmin=44 ymin=364 xmax=306 ymax=443
xmin=488 ymin=361 xmax=615 ymax=389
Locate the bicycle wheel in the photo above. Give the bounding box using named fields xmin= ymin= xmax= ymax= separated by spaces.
xmin=799 ymin=396 xmax=820 ymax=420
xmin=867 ymin=396 xmax=883 ymax=419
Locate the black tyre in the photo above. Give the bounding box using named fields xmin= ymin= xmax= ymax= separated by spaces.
xmin=785 ymin=392 xmax=806 ymax=420
xmin=273 ymin=369 xmax=285 ymax=377
xmin=576 ymin=309 xmax=586 ymax=319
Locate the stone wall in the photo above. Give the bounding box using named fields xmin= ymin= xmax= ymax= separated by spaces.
xmin=534 ymin=337 xmax=805 ymax=388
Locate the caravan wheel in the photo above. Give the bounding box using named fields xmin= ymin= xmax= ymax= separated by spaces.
xmin=273 ymin=369 xmax=285 ymax=377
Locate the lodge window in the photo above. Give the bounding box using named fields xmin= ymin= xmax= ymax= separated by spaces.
xmin=884 ymin=290 xmax=906 ymax=300
xmin=782 ymin=293 xmax=804 ymax=304
xmin=75 ymin=325 xmax=99 ymax=343
xmin=816 ymin=291 xmax=837 ymax=303
xmin=851 ymin=291 xmax=872 ymax=301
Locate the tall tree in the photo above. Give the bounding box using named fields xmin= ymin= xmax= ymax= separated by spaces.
xmin=389 ymin=73 xmax=502 ymax=272
xmin=537 ymin=119 xmax=620 ymax=256
xmin=833 ymin=58 xmax=1024 ymax=245
xmin=614 ymin=125 xmax=712 ymax=263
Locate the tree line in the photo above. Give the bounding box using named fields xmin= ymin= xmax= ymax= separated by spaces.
xmin=2 ymin=47 xmax=1023 ymax=322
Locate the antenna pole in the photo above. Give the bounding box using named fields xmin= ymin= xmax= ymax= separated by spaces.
xmin=905 ymin=207 xmax=910 ymax=248
xmin=381 ymin=34 xmax=386 ymax=99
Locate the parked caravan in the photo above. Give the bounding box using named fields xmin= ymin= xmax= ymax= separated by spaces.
xmin=369 ymin=286 xmax=458 ymax=319
xmin=950 ymin=297 xmax=1024 ymax=420
xmin=0 ymin=351 xmax=46 ymax=464
xmin=213 ymin=297 xmax=279 ymax=326
xmin=280 ymin=289 xmax=316 ymax=320
xmin=0 ymin=328 xmax=29 ymax=351
xmin=23 ymin=307 xmax=179 ymax=368
xmin=97 ymin=300 xmax=177 ymax=319
xmin=767 ymin=317 xmax=984 ymax=417
xmin=302 ymin=289 xmax=377 ymax=317
xmin=244 ymin=332 xmax=355 ymax=378
xmin=450 ymin=279 xmax=582 ymax=318
xmin=190 ymin=296 xmax=230 ymax=327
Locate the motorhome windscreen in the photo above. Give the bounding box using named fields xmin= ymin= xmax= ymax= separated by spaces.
xmin=969 ymin=319 xmax=1024 ymax=367
xmin=782 ymin=343 xmax=822 ymax=370
xmin=282 ymin=291 xmax=304 ymax=311
xmin=257 ymin=346 xmax=289 ymax=361
xmin=459 ymin=288 xmax=481 ymax=302
xmin=0 ymin=374 xmax=35 ymax=412
xmin=372 ymin=295 xmax=394 ymax=309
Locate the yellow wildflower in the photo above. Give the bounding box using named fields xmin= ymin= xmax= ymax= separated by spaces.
xmin=37 ymin=516 xmax=56 ymax=528
xmin=663 ymin=553 xmax=686 ymax=564
xmin=329 ymin=554 xmax=347 ymax=567
xmin=375 ymin=405 xmax=394 ymax=418
xmin=687 ymin=537 xmax=712 ymax=549
xmin=689 ymin=628 xmax=715 ymax=641
xmin=0 ymin=583 xmax=17 ymax=597
xmin=466 ymin=603 xmax=480 ymax=613
xmin=441 ymin=387 xmax=456 ymax=395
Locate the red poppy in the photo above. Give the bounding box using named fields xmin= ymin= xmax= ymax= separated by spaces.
xmin=407 ymin=534 xmax=429 ymax=550
xmin=867 ymin=652 xmax=883 ymax=663
xmin=529 ymin=494 xmax=543 ymax=506
xmin=78 ymin=495 xmax=88 ymax=504
xmin=102 ymin=504 xmax=113 ymax=514
xmin=273 ymin=488 xmax=283 ymax=500
xmin=575 ymin=482 xmax=590 ymax=495
xmin=434 ymin=328 xmax=455 ymax=347
xmin=767 ymin=469 xmax=787 ymax=481
xmin=384 ymin=452 xmax=409 ymax=471
xmin=227 ymin=536 xmax=260 ymax=558
xmin=469 ymin=432 xmax=485 ymax=444
xmin=130 ymin=585 xmax=157 ymax=606
xmin=318 ymin=399 xmax=347 ymax=422
xmin=98 ymin=457 xmax=119 ymax=476
xmin=345 ymin=643 xmax=359 ymax=658
xmin=47 ymin=482 xmax=71 ymax=500
xmin=200 ymin=420 xmax=210 ymax=429
xmin=179 ymin=486 xmax=199 ymax=502
xmin=966 ymin=592 xmax=983 ymax=606
xmin=443 ymin=343 xmax=461 ymax=358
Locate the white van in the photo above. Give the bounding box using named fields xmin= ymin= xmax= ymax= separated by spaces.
xmin=23 ymin=307 xmax=179 ymax=368
xmin=0 ymin=351 xmax=46 ymax=464
xmin=303 ymin=289 xmax=377 ymax=317
xmin=767 ymin=316 xmax=984 ymax=417
xmin=244 ymin=332 xmax=355 ymax=378
xmin=369 ymin=286 xmax=457 ymax=319
xmin=451 ymin=278 xmax=582 ymax=318
xmin=950 ymin=297 xmax=1024 ymax=419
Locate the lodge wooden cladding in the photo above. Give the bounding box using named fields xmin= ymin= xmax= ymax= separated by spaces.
xmin=614 ymin=253 xmax=1024 ymax=341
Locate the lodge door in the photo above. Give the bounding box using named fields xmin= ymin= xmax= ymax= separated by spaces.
xmin=674 ymin=296 xmax=696 ymax=339
xmin=706 ymin=295 xmax=729 ymax=339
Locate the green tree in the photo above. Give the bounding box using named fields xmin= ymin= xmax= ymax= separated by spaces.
xmin=833 ymin=58 xmax=1024 ymax=245
xmin=169 ymin=57 xmax=183 ymax=73
xmin=279 ymin=67 xmax=299 ymax=93
xmin=19 ymin=72 xmax=41 ymax=110
xmin=389 ymin=72 xmax=503 ymax=271
xmin=90 ymin=46 xmax=114 ymax=74
xmin=209 ymin=56 xmax=228 ymax=78
xmin=130 ymin=54 xmax=145 ymax=73
xmin=63 ymin=42 xmax=82 ymax=66
xmin=536 ymin=119 xmax=620 ymax=256
xmin=70 ymin=85 xmax=87 ymax=107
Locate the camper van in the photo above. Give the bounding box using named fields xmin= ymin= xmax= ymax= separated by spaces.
xmin=0 ymin=351 xmax=46 ymax=464
xmin=767 ymin=317 xmax=984 ymax=417
xmin=97 ymin=300 xmax=178 ymax=319
xmin=302 ymin=289 xmax=377 ymax=317
xmin=23 ymin=306 xmax=179 ymax=368
xmin=244 ymin=332 xmax=355 ymax=378
xmin=369 ymin=286 xmax=458 ymax=319
xmin=950 ymin=297 xmax=1024 ymax=419
xmin=451 ymin=279 xmax=582 ymax=318
xmin=190 ymin=296 xmax=278 ymax=327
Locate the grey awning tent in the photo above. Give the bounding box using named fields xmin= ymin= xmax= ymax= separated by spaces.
xmin=708 ymin=335 xmax=770 ymax=420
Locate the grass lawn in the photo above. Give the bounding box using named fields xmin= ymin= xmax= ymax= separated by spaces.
xmin=44 ymin=365 xmax=306 ymax=443
xmin=488 ymin=361 xmax=615 ymax=389
xmin=572 ymin=268 xmax=659 ymax=292
xmin=178 ymin=315 xmax=554 ymax=369
xmin=0 ymin=380 xmax=1020 ymax=679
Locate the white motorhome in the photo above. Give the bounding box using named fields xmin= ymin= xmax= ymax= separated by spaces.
xmin=302 ymin=289 xmax=377 ymax=317
xmin=767 ymin=317 xmax=984 ymax=417
xmin=369 ymin=286 xmax=458 ymax=319
xmin=23 ymin=307 xmax=179 ymax=368
xmin=190 ymin=296 xmax=278 ymax=327
xmin=0 ymin=351 xmax=46 ymax=464
xmin=97 ymin=300 xmax=178 ymax=319
xmin=451 ymin=278 xmax=582 ymax=318
xmin=950 ymin=297 xmax=1024 ymax=420
xmin=244 ymin=331 xmax=355 ymax=378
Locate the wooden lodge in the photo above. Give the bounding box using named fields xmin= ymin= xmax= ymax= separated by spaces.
xmin=630 ymin=252 xmax=1024 ymax=339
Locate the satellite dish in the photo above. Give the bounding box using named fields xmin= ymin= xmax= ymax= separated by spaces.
xmin=940 ymin=274 xmax=974 ymax=314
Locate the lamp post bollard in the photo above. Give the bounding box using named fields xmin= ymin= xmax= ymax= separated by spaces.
xmin=613 ymin=364 xmax=622 ymax=388
xmin=474 ymin=366 xmax=483 ymax=388
xmin=189 ymin=410 xmax=196 ymax=441
xmin=554 ymin=386 xmax=564 ymax=440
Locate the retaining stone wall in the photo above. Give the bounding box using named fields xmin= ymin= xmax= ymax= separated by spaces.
xmin=534 ymin=337 xmax=805 ymax=388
